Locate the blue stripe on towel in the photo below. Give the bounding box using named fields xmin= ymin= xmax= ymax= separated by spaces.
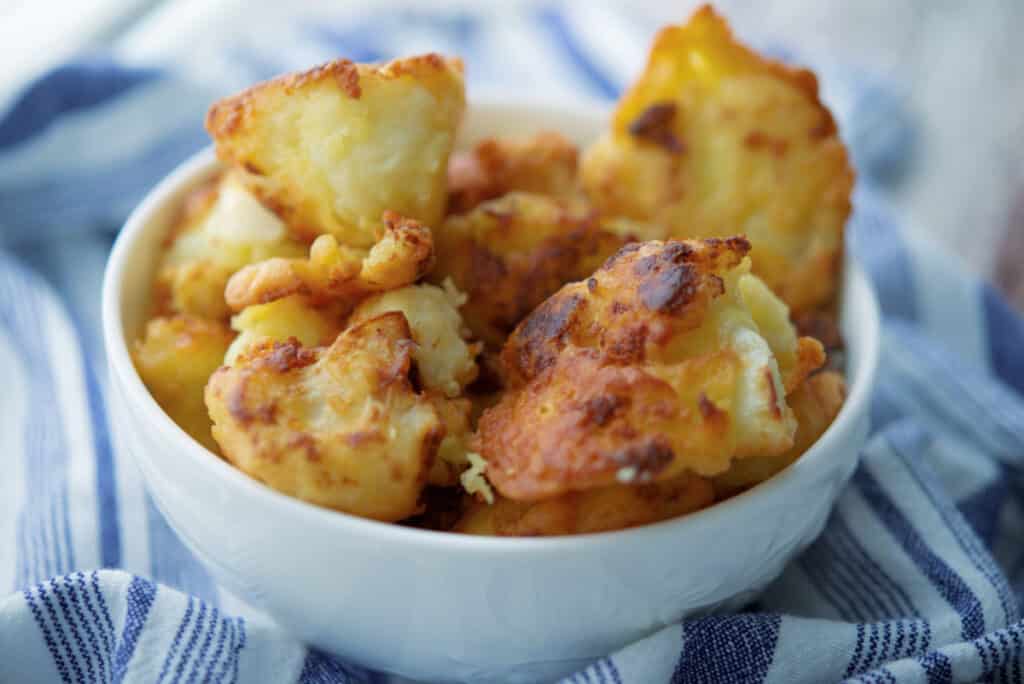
xmin=111 ymin=576 xmax=157 ymax=682
xmin=158 ymin=596 xmax=196 ymax=684
xmin=0 ymin=61 xmax=160 ymax=150
xmin=673 ymin=614 xmax=781 ymax=683
xmin=918 ymin=649 xmax=953 ymax=684
xmin=830 ymin=511 xmax=919 ymax=617
xmin=37 ymin=579 xmax=85 ymax=684
xmin=186 ymin=606 xmax=220 ymax=683
xmin=534 ymin=8 xmax=620 ymax=100
xmin=50 ymin=576 xmax=96 ymax=684
xmin=204 ymin=612 xmax=231 ymax=684
xmin=982 ymin=284 xmax=1024 ymax=398
xmin=0 ymin=255 xmax=74 ymax=585
xmin=889 ymin=424 xmax=1019 ymax=627
xmin=298 ymin=648 xmax=353 ymax=683
xmin=70 ymin=313 xmax=122 ymax=568
xmin=63 ymin=574 xmax=107 ymax=684
xmin=75 ymin=572 xmax=112 ymax=681
xmin=89 ymin=571 xmax=116 ymax=662
xmin=23 ymin=584 xmax=72 ymax=684
xmin=957 ymin=478 xmax=1008 ymax=552
xmin=854 ymin=460 xmax=985 ymax=640
xmin=172 ymin=599 xmax=208 ymax=683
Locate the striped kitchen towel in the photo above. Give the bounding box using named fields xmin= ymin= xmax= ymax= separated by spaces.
xmin=0 ymin=2 xmax=1020 ymax=682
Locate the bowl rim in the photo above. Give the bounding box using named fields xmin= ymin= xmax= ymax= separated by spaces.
xmin=102 ymin=99 xmax=881 ymax=554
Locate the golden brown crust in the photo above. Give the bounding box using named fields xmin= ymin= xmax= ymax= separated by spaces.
xmin=133 ymin=314 xmax=235 ymax=452
xmin=206 ymin=55 xmax=461 ymax=136
xmin=478 ymin=238 xmax=806 ymax=501
xmin=580 ymin=5 xmax=854 ymax=314
xmin=205 ymin=312 xmax=445 ymax=521
xmin=455 ymin=471 xmax=714 ymax=536
xmin=478 ymin=349 xmax=730 ymax=499
xmin=206 ymin=54 xmax=465 ymax=246
xmin=432 ymin=192 xmax=664 ymax=347
xmin=503 ymin=238 xmax=749 ymax=385
xmin=789 ymin=336 xmax=827 ymax=393
xmin=205 ymin=60 xmax=365 ymax=139
xmin=156 ymin=172 xmax=307 ymax=320
xmin=446 ymin=132 xmax=580 ymax=214
xmin=225 ymin=212 xmax=434 ymax=312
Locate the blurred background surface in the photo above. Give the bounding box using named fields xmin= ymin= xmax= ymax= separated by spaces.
xmin=2 ymin=0 xmax=1022 ymax=306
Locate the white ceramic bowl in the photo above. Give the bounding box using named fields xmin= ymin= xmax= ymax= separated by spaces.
xmin=102 ymin=101 xmax=880 ymax=683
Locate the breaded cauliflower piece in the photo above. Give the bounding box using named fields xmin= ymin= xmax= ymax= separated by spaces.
xmin=432 ymin=192 xmax=664 ymax=347
xmin=225 ymin=294 xmax=344 ymax=366
xmin=225 ymin=211 xmax=434 ymax=312
xmin=713 ymin=370 xmax=846 ymax=496
xmin=349 ymin=283 xmax=479 ymax=398
xmin=205 ymin=313 xmax=444 ymax=521
xmin=426 ymin=395 xmax=475 ymax=487
xmin=133 ymin=315 xmax=234 ymax=452
xmin=739 ymin=272 xmax=825 ymax=393
xmin=481 ymin=238 xmax=825 ymax=501
xmin=206 ymin=55 xmax=465 ymax=246
xmin=447 ymin=132 xmax=579 ymax=214
xmin=580 ymin=6 xmax=854 ymax=314
xmin=157 ymin=172 xmax=307 ymax=319
xmin=455 ymin=472 xmax=713 ymax=536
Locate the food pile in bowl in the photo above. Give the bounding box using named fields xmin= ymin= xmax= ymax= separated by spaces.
xmin=133 ymin=5 xmax=853 ymax=536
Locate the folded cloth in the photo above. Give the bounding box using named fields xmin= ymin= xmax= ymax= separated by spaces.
xmin=0 ymin=3 xmax=1021 ymax=683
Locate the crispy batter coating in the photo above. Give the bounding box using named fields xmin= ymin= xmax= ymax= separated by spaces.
xmin=481 ymin=238 xmax=825 ymax=501
xmin=431 ymin=192 xmax=664 ymax=347
xmin=205 ymin=313 xmax=444 ymax=521
xmin=206 ymin=55 xmax=465 ymax=246
xmin=447 ymin=132 xmax=579 ymax=214
xmin=157 ymin=172 xmax=307 ymax=319
xmin=455 ymin=472 xmax=714 ymax=536
xmin=347 ymin=283 xmax=479 ymax=484
xmin=580 ymin=6 xmax=854 ymax=314
xmin=225 ymin=211 xmax=434 ymax=312
xmin=713 ymin=369 xmax=846 ymax=496
xmin=349 ymin=283 xmax=479 ymax=398
xmin=426 ymin=395 xmax=474 ymax=487
xmin=225 ymin=295 xmax=344 ymax=365
xmin=133 ymin=315 xmax=234 ymax=452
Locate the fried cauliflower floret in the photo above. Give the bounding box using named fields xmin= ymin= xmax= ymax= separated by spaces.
xmin=133 ymin=315 xmax=234 ymax=452
xmin=225 ymin=211 xmax=434 ymax=312
xmin=427 ymin=396 xmax=475 ymax=487
xmin=580 ymin=6 xmax=853 ymax=314
xmin=713 ymin=369 xmax=846 ymax=496
xmin=225 ymin=295 xmax=343 ymax=365
xmin=739 ymin=272 xmax=825 ymax=393
xmin=481 ymin=238 xmax=825 ymax=501
xmin=206 ymin=55 xmax=465 ymax=246
xmin=349 ymin=283 xmax=479 ymax=398
xmin=431 ymin=192 xmax=664 ymax=347
xmin=447 ymin=132 xmax=579 ymax=214
xmin=157 ymin=172 xmax=307 ymax=319
xmin=205 ymin=313 xmax=444 ymax=521
xmin=455 ymin=472 xmax=713 ymax=536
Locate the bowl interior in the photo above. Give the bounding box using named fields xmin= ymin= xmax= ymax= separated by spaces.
xmin=103 ymin=100 xmax=880 ymax=549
